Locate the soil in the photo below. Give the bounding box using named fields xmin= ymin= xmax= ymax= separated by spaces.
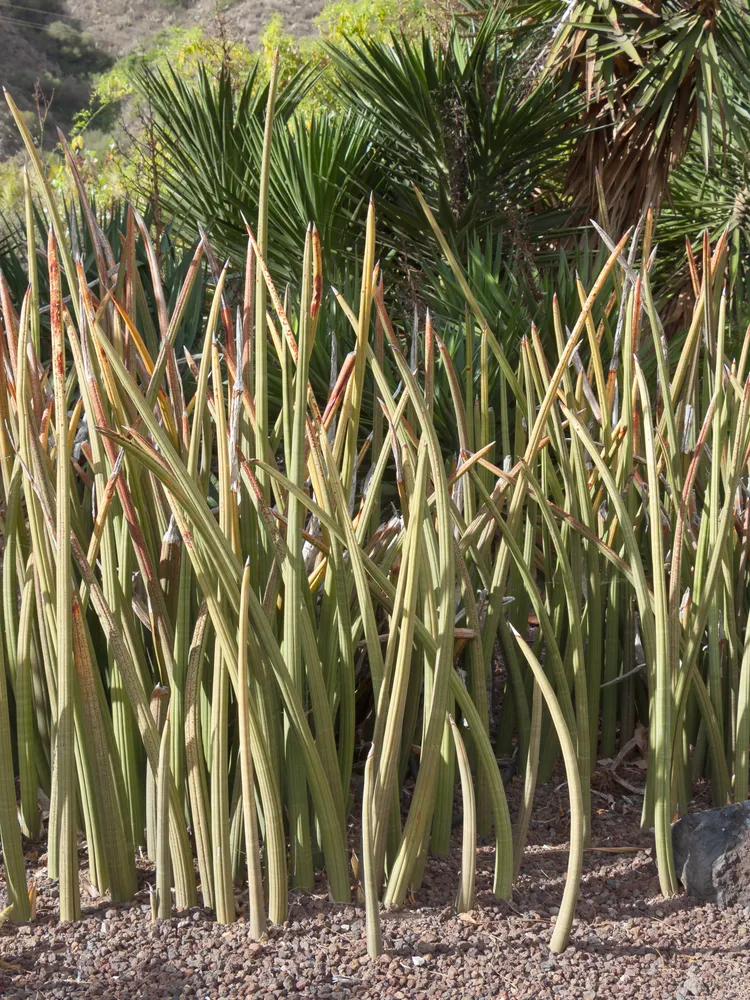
xmin=2 ymin=772 xmax=749 ymax=999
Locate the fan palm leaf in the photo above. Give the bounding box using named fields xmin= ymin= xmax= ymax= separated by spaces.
xmin=328 ymin=9 xmax=580 ymax=260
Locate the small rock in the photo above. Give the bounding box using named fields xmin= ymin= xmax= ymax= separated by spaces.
xmin=681 ymin=973 xmax=706 ymax=996
xmin=672 ymin=801 xmax=750 ymax=907
xmin=412 ymin=955 xmax=426 ymax=967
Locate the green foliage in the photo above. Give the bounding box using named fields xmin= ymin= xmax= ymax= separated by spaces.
xmin=73 ymin=26 xmax=256 ymax=136
xmin=327 ymin=11 xmax=577 ymax=256
xmin=257 ymin=14 xmax=318 ymax=87
xmin=317 ymin=0 xmax=429 ymax=39
xmin=133 ymin=8 xmax=582 ymax=418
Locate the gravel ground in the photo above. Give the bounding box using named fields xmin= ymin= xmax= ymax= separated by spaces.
xmin=2 ymin=773 xmax=750 ymax=1000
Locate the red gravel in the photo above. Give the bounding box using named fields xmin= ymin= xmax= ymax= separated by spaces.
xmin=2 ymin=774 xmax=749 ymax=999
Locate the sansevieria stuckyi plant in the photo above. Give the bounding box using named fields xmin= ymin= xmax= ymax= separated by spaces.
xmin=4 ymin=74 xmax=750 ymax=961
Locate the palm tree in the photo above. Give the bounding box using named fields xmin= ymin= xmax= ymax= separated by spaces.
xmin=327 ymin=6 xmax=579 ymax=264
xmin=132 ymin=8 xmax=582 ymax=440
xmin=541 ymin=0 xmax=750 ymax=232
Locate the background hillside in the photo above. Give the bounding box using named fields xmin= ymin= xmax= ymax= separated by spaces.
xmin=0 ymin=0 xmax=325 ymax=159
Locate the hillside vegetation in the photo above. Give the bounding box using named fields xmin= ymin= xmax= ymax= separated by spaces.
xmin=0 ymin=0 xmax=113 ymax=158
xmin=0 ymin=0 xmax=324 ymax=161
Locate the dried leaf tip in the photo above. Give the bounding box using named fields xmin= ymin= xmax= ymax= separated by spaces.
xmin=162 ymin=515 xmax=180 ymax=545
